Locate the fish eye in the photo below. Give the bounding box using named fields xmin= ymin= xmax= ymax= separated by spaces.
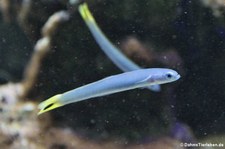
xmin=166 ymin=73 xmax=173 ymax=79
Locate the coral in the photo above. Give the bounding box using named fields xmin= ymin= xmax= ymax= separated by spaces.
xmin=201 ymin=0 xmax=225 ymax=17
xmin=119 ymin=36 xmax=184 ymax=74
xmin=21 ymin=10 xmax=69 ymax=98
xmin=0 ymin=0 xmax=10 ymax=22
xmin=0 ymin=3 xmax=70 ymax=148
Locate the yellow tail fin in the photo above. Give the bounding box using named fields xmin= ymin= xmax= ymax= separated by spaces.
xmin=78 ymin=3 xmax=95 ymax=23
xmin=38 ymin=94 xmax=63 ymax=115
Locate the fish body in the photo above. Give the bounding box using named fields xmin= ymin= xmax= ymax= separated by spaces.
xmin=38 ymin=68 xmax=180 ymax=115
xmin=79 ymin=3 xmax=161 ymax=92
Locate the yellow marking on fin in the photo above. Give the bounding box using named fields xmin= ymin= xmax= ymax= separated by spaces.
xmin=38 ymin=94 xmax=63 ymax=115
xmin=78 ymin=3 xmax=95 ymax=23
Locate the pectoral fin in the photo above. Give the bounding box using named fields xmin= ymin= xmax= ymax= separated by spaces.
xmin=136 ymin=75 xmax=161 ymax=92
xmin=146 ymin=85 xmax=161 ymax=92
xmin=136 ymin=75 xmax=152 ymax=84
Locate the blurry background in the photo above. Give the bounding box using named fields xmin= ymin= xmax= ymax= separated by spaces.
xmin=0 ymin=0 xmax=225 ymax=148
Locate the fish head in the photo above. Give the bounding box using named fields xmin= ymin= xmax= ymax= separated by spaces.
xmin=147 ymin=68 xmax=181 ymax=85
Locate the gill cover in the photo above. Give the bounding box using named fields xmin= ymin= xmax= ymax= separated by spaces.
xmin=38 ymin=94 xmax=63 ymax=115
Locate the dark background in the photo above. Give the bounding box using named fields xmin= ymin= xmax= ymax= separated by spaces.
xmin=1 ymin=0 xmax=225 ymax=141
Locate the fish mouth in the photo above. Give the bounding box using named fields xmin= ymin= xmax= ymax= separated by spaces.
xmin=176 ymin=74 xmax=181 ymax=80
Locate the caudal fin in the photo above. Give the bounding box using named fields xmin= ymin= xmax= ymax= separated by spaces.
xmin=78 ymin=3 xmax=95 ymax=23
xmin=38 ymin=94 xmax=63 ymax=115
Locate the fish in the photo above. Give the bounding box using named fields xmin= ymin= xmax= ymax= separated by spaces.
xmin=78 ymin=3 xmax=161 ymax=92
xmin=38 ymin=68 xmax=180 ymax=115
